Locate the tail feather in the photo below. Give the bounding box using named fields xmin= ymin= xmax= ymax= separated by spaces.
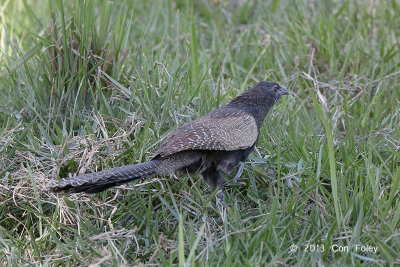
xmin=48 ymin=160 xmax=160 ymax=194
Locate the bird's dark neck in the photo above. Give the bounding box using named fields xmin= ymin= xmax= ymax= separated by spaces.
xmin=226 ymin=97 xmax=273 ymax=129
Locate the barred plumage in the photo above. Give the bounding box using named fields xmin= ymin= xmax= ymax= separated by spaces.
xmin=153 ymin=108 xmax=258 ymax=158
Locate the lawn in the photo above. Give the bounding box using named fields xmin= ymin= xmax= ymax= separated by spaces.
xmin=0 ymin=0 xmax=399 ymax=265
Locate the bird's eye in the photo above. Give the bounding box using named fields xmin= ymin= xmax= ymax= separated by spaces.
xmin=273 ymin=86 xmax=279 ymax=94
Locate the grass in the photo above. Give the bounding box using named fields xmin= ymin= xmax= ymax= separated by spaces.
xmin=1 ymin=0 xmax=399 ymax=265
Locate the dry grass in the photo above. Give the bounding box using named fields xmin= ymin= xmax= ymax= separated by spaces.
xmin=1 ymin=0 xmax=399 ymax=265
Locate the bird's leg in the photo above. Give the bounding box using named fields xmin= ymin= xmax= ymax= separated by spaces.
xmin=233 ymin=162 xmax=244 ymax=182
xmin=202 ymin=167 xmax=226 ymax=207
xmin=215 ymin=163 xmax=233 ymax=207
xmin=216 ymin=189 xmax=226 ymax=207
xmin=215 ymin=173 xmax=226 ymax=207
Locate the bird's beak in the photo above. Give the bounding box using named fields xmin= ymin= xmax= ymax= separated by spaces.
xmin=279 ymin=87 xmax=289 ymax=96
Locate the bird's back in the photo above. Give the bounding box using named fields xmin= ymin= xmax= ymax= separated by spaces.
xmin=153 ymin=107 xmax=259 ymax=158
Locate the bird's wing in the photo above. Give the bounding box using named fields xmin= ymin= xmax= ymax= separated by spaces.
xmin=154 ymin=108 xmax=258 ymax=158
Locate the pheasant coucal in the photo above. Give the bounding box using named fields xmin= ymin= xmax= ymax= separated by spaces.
xmin=49 ymin=81 xmax=288 ymax=203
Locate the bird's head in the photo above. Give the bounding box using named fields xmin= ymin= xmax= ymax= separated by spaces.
xmin=226 ymin=81 xmax=288 ymax=126
xmin=255 ymin=81 xmax=289 ymax=102
xmin=229 ymin=81 xmax=289 ymax=108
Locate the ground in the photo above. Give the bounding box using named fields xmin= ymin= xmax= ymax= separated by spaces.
xmin=0 ymin=0 xmax=399 ymax=265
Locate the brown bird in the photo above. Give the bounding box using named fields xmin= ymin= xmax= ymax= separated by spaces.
xmin=49 ymin=81 xmax=288 ymax=203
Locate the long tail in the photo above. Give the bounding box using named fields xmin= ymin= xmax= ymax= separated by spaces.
xmin=48 ymin=160 xmax=161 ymax=194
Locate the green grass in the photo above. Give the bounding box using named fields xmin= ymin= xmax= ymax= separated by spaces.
xmin=1 ymin=0 xmax=399 ymax=265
